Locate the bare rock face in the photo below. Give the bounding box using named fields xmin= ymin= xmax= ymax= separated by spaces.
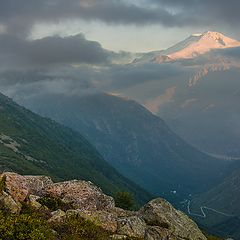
xmin=0 ymin=172 xmax=53 ymax=202
xmin=24 ymin=175 xmax=53 ymax=196
xmin=139 ymin=198 xmax=207 ymax=240
xmin=0 ymin=172 xmax=29 ymax=203
xmin=44 ymin=180 xmax=115 ymax=211
xmin=145 ymin=226 xmax=176 ymax=240
xmin=0 ymin=191 xmax=21 ymax=213
xmin=117 ymin=216 xmax=146 ymax=238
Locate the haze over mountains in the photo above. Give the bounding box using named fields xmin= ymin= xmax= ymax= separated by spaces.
xmin=110 ymin=31 xmax=240 ymax=158
xmin=0 ymin=92 xmax=151 ymax=204
xmin=10 ymin=31 xmax=240 ymax=158
xmin=189 ymin=168 xmax=240 ymax=238
xmin=20 ymin=92 xmax=236 ymax=200
xmin=1 ymin=1 xmax=240 ymax=239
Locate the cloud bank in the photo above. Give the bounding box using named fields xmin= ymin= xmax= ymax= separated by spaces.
xmin=0 ymin=0 xmax=240 ymax=37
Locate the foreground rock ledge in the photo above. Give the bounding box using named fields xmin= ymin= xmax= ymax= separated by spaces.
xmin=0 ymin=172 xmax=206 ymax=240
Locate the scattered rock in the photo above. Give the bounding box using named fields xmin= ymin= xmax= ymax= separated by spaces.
xmin=48 ymin=209 xmax=66 ymax=222
xmin=110 ymin=234 xmax=128 ymax=239
xmin=66 ymin=209 xmax=81 ymax=218
xmin=117 ymin=216 xmax=146 ymax=238
xmin=28 ymin=194 xmax=42 ymax=209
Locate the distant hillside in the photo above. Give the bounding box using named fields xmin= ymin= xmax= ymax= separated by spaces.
xmin=0 ymin=92 xmax=151 ymax=204
xmin=189 ymin=168 xmax=240 ymax=238
xmin=20 ymin=92 xmax=235 ymax=202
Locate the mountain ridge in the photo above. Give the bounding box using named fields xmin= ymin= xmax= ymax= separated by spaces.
xmin=18 ymin=92 xmax=236 ymax=203
xmin=135 ymin=31 xmax=240 ymax=64
xmin=0 ymin=91 xmax=151 ymax=204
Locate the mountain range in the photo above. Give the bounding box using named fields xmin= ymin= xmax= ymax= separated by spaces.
xmin=2 ymin=30 xmax=240 ymax=238
xmin=135 ymin=31 xmax=240 ymax=63
xmin=19 ymin=92 xmax=237 ymax=203
xmin=115 ymin=31 xmax=240 ymax=158
xmin=0 ymin=92 xmax=151 ymax=204
xmin=188 ymin=168 xmax=240 ymax=238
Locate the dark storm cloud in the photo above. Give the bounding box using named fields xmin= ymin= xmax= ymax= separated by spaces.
xmin=1 ymin=0 xmax=240 ymax=37
xmin=0 ymin=34 xmax=111 ymax=68
xmin=0 ymin=0 xmax=186 ymax=35
xmin=107 ymin=62 xmax=187 ymax=89
xmin=0 ymin=0 xmax=239 ymax=102
xmin=150 ymin=0 xmax=240 ymax=26
xmin=0 ymin=60 xmax=187 ymax=101
xmin=214 ymin=47 xmax=240 ymax=60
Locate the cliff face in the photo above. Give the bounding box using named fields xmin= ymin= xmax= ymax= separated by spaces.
xmin=0 ymin=172 xmax=206 ymax=240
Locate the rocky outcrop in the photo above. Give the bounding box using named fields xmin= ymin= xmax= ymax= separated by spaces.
xmin=44 ymin=180 xmax=115 ymax=211
xmin=0 ymin=172 xmax=207 ymax=240
xmin=139 ymin=198 xmax=206 ymax=240
xmin=24 ymin=175 xmax=53 ymax=195
xmin=2 ymin=172 xmax=29 ymax=202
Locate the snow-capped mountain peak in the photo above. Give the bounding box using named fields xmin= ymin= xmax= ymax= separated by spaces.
xmin=134 ymin=31 xmax=240 ymax=64
xmin=165 ymin=31 xmax=240 ymax=60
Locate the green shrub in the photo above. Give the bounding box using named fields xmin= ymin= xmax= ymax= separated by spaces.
xmin=206 ymin=235 xmax=223 ymax=240
xmin=0 ymin=175 xmax=6 ymax=194
xmin=52 ymin=215 xmax=110 ymax=240
xmin=203 ymin=231 xmax=223 ymax=240
xmin=37 ymin=196 xmax=73 ymax=211
xmin=20 ymin=201 xmax=51 ymax=220
xmin=114 ymin=191 xmax=135 ymax=210
xmin=0 ymin=211 xmax=55 ymax=240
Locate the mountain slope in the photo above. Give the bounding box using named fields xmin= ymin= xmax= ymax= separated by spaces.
xmin=19 ymin=92 xmax=234 ymax=202
xmin=0 ymin=92 xmax=151 ymax=204
xmin=115 ymin=31 xmax=240 ymax=158
xmin=189 ymin=169 xmax=240 ymax=238
xmin=135 ymin=31 xmax=240 ymax=63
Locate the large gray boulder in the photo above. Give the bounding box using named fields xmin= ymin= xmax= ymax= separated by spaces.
xmin=139 ymin=198 xmax=207 ymax=240
xmin=0 ymin=172 xmax=53 ymax=202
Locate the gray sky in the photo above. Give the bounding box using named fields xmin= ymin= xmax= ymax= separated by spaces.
xmin=0 ymin=0 xmax=240 ymax=52
xmin=0 ymin=0 xmax=240 ymax=101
